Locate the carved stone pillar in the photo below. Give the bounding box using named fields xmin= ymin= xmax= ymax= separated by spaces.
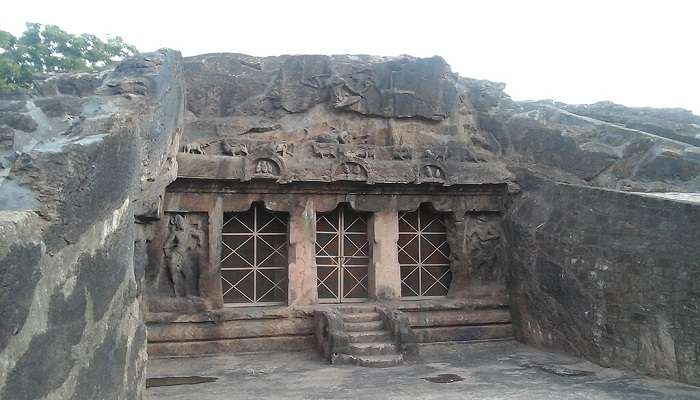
xmin=203 ymin=196 xmax=224 ymax=309
xmin=368 ymin=208 xmax=401 ymax=300
xmin=287 ymin=199 xmax=318 ymax=306
xmin=445 ymin=210 xmax=469 ymax=299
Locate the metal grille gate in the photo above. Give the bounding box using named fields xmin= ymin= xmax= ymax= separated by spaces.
xmin=398 ymin=205 xmax=452 ymax=298
xmin=220 ymin=203 xmax=288 ymax=306
xmin=316 ymin=204 xmax=370 ymax=303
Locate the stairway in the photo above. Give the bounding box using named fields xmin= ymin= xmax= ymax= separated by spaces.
xmin=332 ymin=306 xmax=404 ymax=368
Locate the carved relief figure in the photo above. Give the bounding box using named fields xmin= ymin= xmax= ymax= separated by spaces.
xmin=329 ymin=76 xmax=364 ymax=110
xmin=274 ymin=142 xmax=294 ymax=158
xmin=254 ymin=158 xmax=280 ymax=176
xmin=422 ymin=165 xmax=445 ymax=179
xmin=163 ymin=214 xmax=203 ymax=297
xmin=313 ymin=143 xmax=337 ymax=159
xmin=222 ymin=141 xmax=249 ymax=157
xmin=392 ymin=146 xmax=413 ymax=161
xmin=315 ymin=130 xmax=368 ymax=145
xmin=336 ymin=162 xmax=368 ymax=180
xmin=466 ymin=214 xmax=505 ymax=284
xmin=300 ymin=73 xmax=330 ymax=89
xmin=183 ymin=141 xmax=208 ymax=154
xmin=344 ymin=147 xmax=375 ymax=159
xmin=423 ymin=147 xmax=449 ymax=162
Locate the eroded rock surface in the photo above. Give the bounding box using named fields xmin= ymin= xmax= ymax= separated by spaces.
xmin=0 ymin=49 xmax=184 ymax=400
xmin=507 ymin=172 xmax=700 ymax=385
xmin=469 ymin=86 xmax=700 ymax=192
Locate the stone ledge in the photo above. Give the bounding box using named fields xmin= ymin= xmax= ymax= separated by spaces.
xmin=148 ymin=335 xmax=315 ymax=358
xmin=147 ymin=318 xmax=314 ymax=342
xmin=413 ymin=324 xmax=514 ymax=343
xmin=148 ymin=295 xmax=512 ymax=323
xmin=407 ymin=309 xmax=512 ymax=328
xmin=146 ymin=305 xmax=296 ymax=323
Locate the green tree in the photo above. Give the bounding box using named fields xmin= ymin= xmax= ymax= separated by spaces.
xmin=0 ymin=23 xmax=138 ymax=90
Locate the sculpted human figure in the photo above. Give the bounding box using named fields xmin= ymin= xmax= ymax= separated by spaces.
xmin=163 ymin=214 xmax=202 ymax=297
xmin=255 ymin=160 xmax=272 ymax=174
xmin=274 ymin=142 xmax=293 ymax=158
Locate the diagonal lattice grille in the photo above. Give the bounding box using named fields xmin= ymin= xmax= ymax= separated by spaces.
xmin=220 ymin=203 xmax=288 ymax=306
xmin=316 ymin=204 xmax=369 ymax=303
xmin=398 ymin=205 xmax=451 ymax=298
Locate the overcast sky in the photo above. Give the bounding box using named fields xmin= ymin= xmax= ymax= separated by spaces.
xmin=3 ymin=0 xmax=699 ymax=113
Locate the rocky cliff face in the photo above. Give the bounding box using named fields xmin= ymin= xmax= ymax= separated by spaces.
xmin=467 ymin=85 xmax=700 ymax=193
xmin=507 ymin=174 xmax=700 ymax=385
xmin=181 ymin=53 xmax=497 ymax=160
xmin=0 ymin=50 xmax=184 ymax=400
xmin=179 ymin=53 xmax=700 ymax=194
xmin=1 ymin=49 xmax=698 ymax=398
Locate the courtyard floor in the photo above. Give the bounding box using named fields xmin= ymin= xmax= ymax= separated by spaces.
xmin=146 ymin=341 xmax=700 ymax=400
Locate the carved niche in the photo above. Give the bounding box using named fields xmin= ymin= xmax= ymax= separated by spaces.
xmin=421 ymin=164 xmax=446 ymax=181
xmin=253 ymin=158 xmax=281 ymax=177
xmin=159 ymin=213 xmax=208 ymax=298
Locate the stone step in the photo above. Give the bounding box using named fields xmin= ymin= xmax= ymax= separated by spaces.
xmin=412 ymin=323 xmax=513 ymax=343
xmin=347 ymin=341 xmax=399 ymax=356
xmin=335 ymin=305 xmax=377 ymax=314
xmin=344 ymin=320 xmax=385 ymax=332
xmin=332 ymin=353 xmax=404 ymax=368
xmin=347 ymin=330 xmax=392 ymax=343
xmin=342 ymin=312 xmax=382 ymax=323
xmin=407 ymin=309 xmax=512 ymax=328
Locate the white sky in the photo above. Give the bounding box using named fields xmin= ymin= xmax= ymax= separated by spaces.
xmin=3 ymin=0 xmax=699 ymax=113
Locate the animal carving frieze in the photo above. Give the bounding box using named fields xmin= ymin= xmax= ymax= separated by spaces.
xmin=313 ymin=142 xmax=337 ymax=159
xmin=182 ymin=141 xmax=209 ymax=155
xmin=391 ymin=147 xmax=413 ymax=161
xmin=222 ymin=141 xmax=249 ymax=157
xmin=344 ymin=147 xmax=375 ymax=160
xmin=315 ymin=130 xmax=368 ymax=145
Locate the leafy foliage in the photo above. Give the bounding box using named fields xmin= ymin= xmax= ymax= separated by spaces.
xmin=0 ymin=23 xmax=138 ymax=90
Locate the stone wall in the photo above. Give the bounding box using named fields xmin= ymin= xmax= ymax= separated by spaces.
xmin=506 ymin=172 xmax=700 ymax=385
xmin=0 ymin=49 xmax=184 ymax=400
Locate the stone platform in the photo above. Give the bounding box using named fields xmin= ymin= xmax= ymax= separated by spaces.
xmin=146 ymin=298 xmax=513 ymax=359
xmin=146 ymin=341 xmax=700 ymax=400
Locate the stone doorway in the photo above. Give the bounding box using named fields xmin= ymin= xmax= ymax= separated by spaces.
xmin=315 ymin=204 xmax=370 ymax=303
xmin=219 ymin=203 xmax=289 ymax=306
xmin=398 ymin=204 xmax=452 ymax=298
